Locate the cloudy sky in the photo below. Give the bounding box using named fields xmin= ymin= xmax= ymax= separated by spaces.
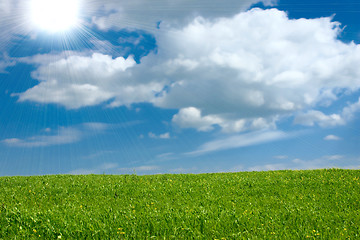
xmin=0 ymin=0 xmax=359 ymax=176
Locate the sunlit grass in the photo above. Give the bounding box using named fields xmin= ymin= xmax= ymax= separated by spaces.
xmin=0 ymin=169 xmax=359 ymax=239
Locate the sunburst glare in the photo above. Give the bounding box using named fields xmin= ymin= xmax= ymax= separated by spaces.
xmin=30 ymin=0 xmax=80 ymax=33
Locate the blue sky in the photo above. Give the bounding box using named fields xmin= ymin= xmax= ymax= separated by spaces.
xmin=0 ymin=0 xmax=359 ymax=176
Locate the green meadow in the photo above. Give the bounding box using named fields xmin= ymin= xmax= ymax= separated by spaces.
xmin=0 ymin=169 xmax=359 ymax=239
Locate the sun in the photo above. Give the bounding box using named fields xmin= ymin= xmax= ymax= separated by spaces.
xmin=30 ymin=0 xmax=80 ymax=33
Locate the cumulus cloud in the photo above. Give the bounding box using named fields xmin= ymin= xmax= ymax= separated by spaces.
xmin=294 ymin=97 xmax=360 ymax=128
xmin=294 ymin=110 xmax=345 ymax=127
xmin=172 ymin=107 xmax=223 ymax=132
xmin=172 ymin=107 xmax=276 ymax=133
xmin=154 ymin=9 xmax=360 ymax=117
xmin=324 ymin=135 xmax=341 ymax=141
xmin=15 ymin=8 xmax=360 ymax=133
xmin=17 ymin=53 xmax=164 ymax=108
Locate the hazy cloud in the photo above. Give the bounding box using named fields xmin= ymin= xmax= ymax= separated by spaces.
xmin=273 ymin=155 xmax=288 ymax=159
xmin=2 ymin=122 xmax=117 ymax=148
xmin=2 ymin=127 xmax=81 ymax=147
xmin=187 ymin=130 xmax=289 ymax=155
xmin=244 ymin=155 xmax=349 ymax=172
xmin=88 ymin=0 xmax=277 ymax=31
xmin=324 ymin=135 xmax=341 ymax=141
xmin=148 ymin=132 xmax=171 ymax=139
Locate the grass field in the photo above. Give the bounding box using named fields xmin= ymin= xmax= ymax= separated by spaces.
xmin=0 ymin=169 xmax=359 ymax=239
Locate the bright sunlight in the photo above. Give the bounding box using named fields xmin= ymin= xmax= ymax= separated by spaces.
xmin=30 ymin=0 xmax=79 ymax=32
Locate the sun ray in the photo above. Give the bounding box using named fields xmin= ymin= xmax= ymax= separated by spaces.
xmin=30 ymin=0 xmax=80 ymax=33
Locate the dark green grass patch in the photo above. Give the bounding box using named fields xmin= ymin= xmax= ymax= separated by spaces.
xmin=0 ymin=169 xmax=359 ymax=239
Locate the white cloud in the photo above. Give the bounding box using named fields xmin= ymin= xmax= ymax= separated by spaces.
xmin=0 ymin=55 xmax=16 ymax=73
xmin=15 ymin=8 xmax=360 ymax=133
xmin=187 ymin=130 xmax=289 ymax=155
xmin=294 ymin=110 xmax=345 ymax=127
xmin=116 ymin=165 xmax=161 ymax=174
xmin=153 ymin=9 xmax=360 ymax=132
xmin=294 ymin=97 xmax=360 ymax=128
xmin=0 ymin=0 xmax=276 ymax=59
xmin=68 ymin=162 xmax=160 ymax=175
xmin=133 ymin=165 xmax=159 ymax=171
xmin=289 ymin=155 xmax=345 ymax=169
xmin=243 ymin=155 xmax=350 ymax=172
xmin=2 ymin=122 xmax=114 ymax=148
xmin=17 ymin=53 xmax=163 ymax=109
xmin=82 ymin=122 xmax=110 ymax=131
xmin=156 ymin=152 xmax=176 ymax=161
xmin=2 ymin=127 xmax=81 ymax=147
xmin=68 ymin=163 xmax=120 ymax=175
xmin=0 ymin=1 xmax=29 ymax=46
xmin=342 ymin=97 xmax=360 ymax=121
xmin=172 ymin=107 xmax=276 ymax=133
xmin=248 ymin=163 xmax=288 ymax=172
xmin=324 ymin=135 xmax=341 ymax=141
xmin=325 ymin=155 xmax=344 ymax=160
xmin=172 ymin=107 xmax=222 ymax=132
xmin=88 ymin=0 xmax=277 ymax=31
xmin=148 ymin=132 xmax=170 ymax=139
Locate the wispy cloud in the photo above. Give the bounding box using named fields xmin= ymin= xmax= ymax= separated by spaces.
xmin=247 ymin=163 xmax=289 ymax=172
xmin=0 ymin=54 xmax=16 ymax=73
xmin=81 ymin=150 xmax=116 ymax=160
xmin=245 ymin=155 xmax=348 ymax=172
xmin=324 ymin=135 xmax=342 ymax=141
xmin=148 ymin=132 xmax=171 ymax=139
xmin=2 ymin=127 xmax=81 ymax=147
xmin=2 ymin=121 xmax=137 ymax=148
xmin=68 ymin=164 xmax=160 ymax=175
xmin=187 ymin=130 xmax=290 ymax=155
xmin=68 ymin=163 xmax=119 ymax=175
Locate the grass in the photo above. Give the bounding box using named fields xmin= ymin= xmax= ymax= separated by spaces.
xmin=0 ymin=169 xmax=359 ymax=239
